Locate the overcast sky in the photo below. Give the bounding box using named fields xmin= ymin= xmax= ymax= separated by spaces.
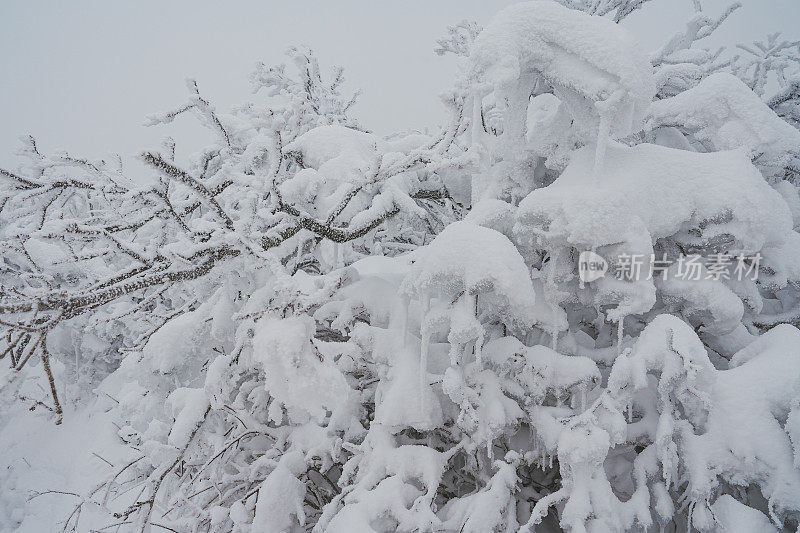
xmin=2 ymin=0 xmax=798 ymax=177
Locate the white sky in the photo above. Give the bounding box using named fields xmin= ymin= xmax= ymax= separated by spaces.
xmin=1 ymin=0 xmax=798 ymax=178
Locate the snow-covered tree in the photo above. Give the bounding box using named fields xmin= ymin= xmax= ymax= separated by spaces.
xmin=2 ymin=1 xmax=800 ymax=532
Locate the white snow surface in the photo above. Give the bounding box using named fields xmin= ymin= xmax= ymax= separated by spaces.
xmin=4 ymin=2 xmax=800 ymax=531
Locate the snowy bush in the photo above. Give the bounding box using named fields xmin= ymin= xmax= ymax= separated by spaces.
xmin=2 ymin=1 xmax=800 ymax=532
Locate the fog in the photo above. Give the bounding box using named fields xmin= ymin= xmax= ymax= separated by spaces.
xmin=1 ymin=0 xmax=797 ymax=177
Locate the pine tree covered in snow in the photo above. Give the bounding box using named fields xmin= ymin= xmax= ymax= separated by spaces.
xmin=2 ymin=1 xmax=800 ymax=532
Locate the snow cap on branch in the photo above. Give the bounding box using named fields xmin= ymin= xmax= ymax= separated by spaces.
xmin=469 ymin=0 xmax=655 ymax=140
xmin=401 ymin=221 xmax=540 ymax=331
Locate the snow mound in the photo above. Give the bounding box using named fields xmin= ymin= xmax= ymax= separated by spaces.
xmin=285 ymin=124 xmax=376 ymax=170
xmin=165 ymin=387 xmax=209 ymax=448
xmin=516 ymin=141 xmax=792 ymax=321
xmin=648 ymin=73 xmax=800 ymax=178
xmin=373 ymin=344 xmax=444 ymax=433
xmin=280 ymin=124 xmax=427 ymax=225
xmin=525 ymin=92 xmax=577 ymax=168
xmin=141 ymin=309 xmax=205 ymax=374
xmin=463 ymin=198 xmax=516 ymax=237
xmin=517 ymin=141 xmax=791 ymax=252
xmin=400 ymin=221 xmax=539 ymax=330
xmin=484 ymin=336 xmax=599 ymax=401
xmin=711 ymin=495 xmax=777 ymax=533
xmin=684 ymin=323 xmax=800 ymax=517
xmin=252 ymin=451 xmax=307 ymax=533
xmin=281 ymin=125 xmax=379 ymax=220
xmin=470 ymin=0 xmax=655 ymax=139
xmin=658 ymin=262 xmax=745 ymax=334
xmin=251 ymin=316 xmax=352 ymax=422
xmin=609 ymin=318 xmax=800 ymax=520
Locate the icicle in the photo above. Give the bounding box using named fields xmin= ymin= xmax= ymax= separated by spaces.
xmin=551 ymin=326 xmax=558 ymax=352
xmin=547 ymin=249 xmax=559 ymax=288
xmin=365 ymin=227 xmax=375 ymax=254
xmin=470 ymin=90 xmax=486 ymax=205
xmin=474 ymin=294 xmax=484 ymax=368
xmin=617 ymin=316 xmax=625 ymax=355
xmin=594 ymin=118 xmax=610 ymax=176
xmin=449 ymin=342 xmax=459 ymax=368
xmin=470 ymin=90 xmax=484 ymax=146
xmin=420 ymin=293 xmax=430 ymax=334
xmin=548 ymin=453 xmax=553 ymax=470
xmin=419 ymin=292 xmax=431 ymax=417
xmin=627 ymin=401 xmax=633 ymax=424
xmin=333 ymin=242 xmax=340 ymax=269
xmin=594 ymin=99 xmax=616 ymax=176
xmin=401 ymin=296 xmax=410 ymax=348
